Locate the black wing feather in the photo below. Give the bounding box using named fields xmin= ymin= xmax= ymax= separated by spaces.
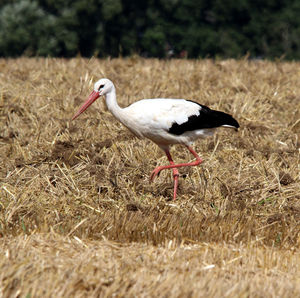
xmin=168 ymin=102 xmax=239 ymax=136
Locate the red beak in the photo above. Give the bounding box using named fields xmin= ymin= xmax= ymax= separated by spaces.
xmin=72 ymin=90 xmax=100 ymax=120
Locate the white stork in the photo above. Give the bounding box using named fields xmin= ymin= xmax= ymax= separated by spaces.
xmin=72 ymin=78 xmax=239 ymax=200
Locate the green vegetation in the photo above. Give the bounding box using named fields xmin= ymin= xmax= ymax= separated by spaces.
xmin=0 ymin=0 xmax=300 ymax=59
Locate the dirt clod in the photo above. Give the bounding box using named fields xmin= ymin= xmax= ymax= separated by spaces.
xmin=279 ymin=171 xmax=294 ymax=185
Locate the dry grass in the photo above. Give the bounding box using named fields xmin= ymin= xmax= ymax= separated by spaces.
xmin=0 ymin=57 xmax=299 ymax=297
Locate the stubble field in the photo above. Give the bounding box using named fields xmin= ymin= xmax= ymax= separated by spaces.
xmin=0 ymin=57 xmax=299 ymax=297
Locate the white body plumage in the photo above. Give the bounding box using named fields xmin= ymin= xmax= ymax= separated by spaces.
xmin=115 ymin=98 xmax=215 ymax=147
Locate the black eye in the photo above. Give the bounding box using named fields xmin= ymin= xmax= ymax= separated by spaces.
xmin=98 ymin=84 xmax=104 ymax=90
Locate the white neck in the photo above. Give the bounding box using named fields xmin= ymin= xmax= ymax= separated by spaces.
xmin=104 ymin=85 xmax=143 ymax=139
xmin=104 ymin=86 xmax=126 ymax=123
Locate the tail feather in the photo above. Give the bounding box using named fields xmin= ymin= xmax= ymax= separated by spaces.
xmin=206 ymin=108 xmax=240 ymax=129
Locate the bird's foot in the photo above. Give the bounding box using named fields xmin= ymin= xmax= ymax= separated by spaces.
xmin=150 ymin=166 xmax=165 ymax=182
xmin=150 ymin=166 xmax=180 ymax=179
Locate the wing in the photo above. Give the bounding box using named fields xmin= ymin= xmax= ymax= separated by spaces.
xmin=168 ymin=102 xmax=240 ymax=135
xmin=126 ymin=98 xmax=201 ymax=131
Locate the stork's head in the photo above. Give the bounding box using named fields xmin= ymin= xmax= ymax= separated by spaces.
xmin=94 ymin=78 xmax=114 ymax=96
xmin=72 ymin=78 xmax=114 ymax=120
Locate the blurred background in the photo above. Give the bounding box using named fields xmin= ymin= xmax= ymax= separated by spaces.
xmin=0 ymin=0 xmax=300 ymax=59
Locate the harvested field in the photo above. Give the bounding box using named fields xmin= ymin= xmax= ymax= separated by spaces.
xmin=0 ymin=57 xmax=299 ymax=297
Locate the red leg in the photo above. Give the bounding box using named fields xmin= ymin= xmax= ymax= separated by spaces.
xmin=165 ymin=150 xmax=179 ymax=200
xmin=150 ymin=146 xmax=203 ymax=199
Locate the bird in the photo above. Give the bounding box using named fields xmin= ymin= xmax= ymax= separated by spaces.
xmin=72 ymin=78 xmax=239 ymax=200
